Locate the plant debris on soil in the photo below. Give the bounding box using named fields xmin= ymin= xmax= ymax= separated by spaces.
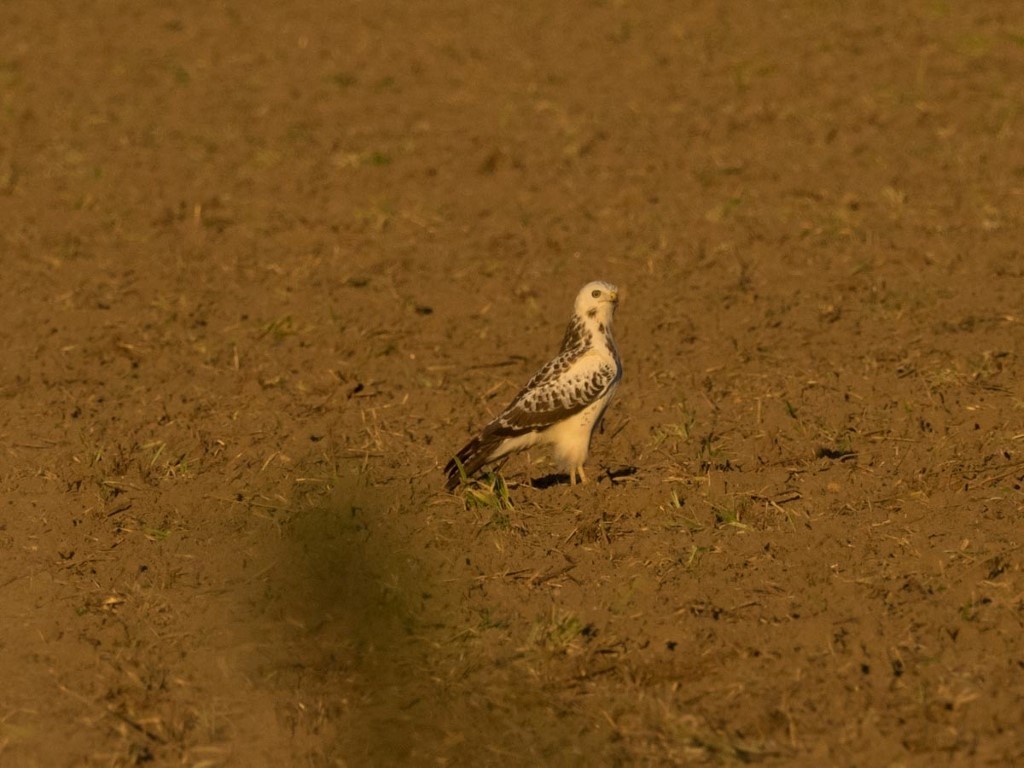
xmin=1 ymin=1 xmax=1023 ymax=766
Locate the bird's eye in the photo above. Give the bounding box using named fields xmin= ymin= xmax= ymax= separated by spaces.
xmin=591 ymin=289 xmax=601 ymax=298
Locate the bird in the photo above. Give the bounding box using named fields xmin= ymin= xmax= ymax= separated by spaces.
xmin=445 ymin=280 xmax=623 ymax=490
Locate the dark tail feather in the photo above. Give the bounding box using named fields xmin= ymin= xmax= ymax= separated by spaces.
xmin=444 ymin=433 xmax=502 ymax=491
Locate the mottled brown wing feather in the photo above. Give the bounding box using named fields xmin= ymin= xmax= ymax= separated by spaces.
xmin=487 ymin=360 xmax=618 ymax=437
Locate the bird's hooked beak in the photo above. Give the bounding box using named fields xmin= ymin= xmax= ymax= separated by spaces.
xmin=609 ymin=289 xmax=619 ymax=306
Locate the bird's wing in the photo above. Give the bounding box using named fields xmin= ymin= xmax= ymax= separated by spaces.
xmin=487 ymin=353 xmax=619 ymax=436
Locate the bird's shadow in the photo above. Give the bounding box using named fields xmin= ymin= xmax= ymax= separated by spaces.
xmin=524 ymin=465 xmax=638 ymax=489
xmin=527 ymin=473 xmax=569 ymax=489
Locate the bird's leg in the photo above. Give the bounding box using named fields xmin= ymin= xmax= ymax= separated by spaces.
xmin=569 ymin=470 xmax=577 ymax=487
xmin=577 ymin=466 xmax=588 ymax=484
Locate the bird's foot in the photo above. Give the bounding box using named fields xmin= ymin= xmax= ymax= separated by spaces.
xmin=568 ymin=466 xmax=588 ymax=486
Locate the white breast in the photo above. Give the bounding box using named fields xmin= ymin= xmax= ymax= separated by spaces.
xmin=547 ymin=388 xmax=614 ymax=471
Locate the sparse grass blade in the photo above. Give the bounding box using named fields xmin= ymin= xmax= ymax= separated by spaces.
xmin=462 ymin=469 xmax=514 ymax=514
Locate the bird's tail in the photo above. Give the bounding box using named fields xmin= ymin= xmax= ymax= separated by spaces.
xmin=444 ymin=433 xmax=502 ymax=491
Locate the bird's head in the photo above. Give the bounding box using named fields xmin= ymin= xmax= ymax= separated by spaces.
xmin=575 ymin=280 xmax=619 ymax=325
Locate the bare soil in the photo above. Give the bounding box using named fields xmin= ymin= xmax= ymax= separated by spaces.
xmin=2 ymin=1 xmax=1023 ymax=765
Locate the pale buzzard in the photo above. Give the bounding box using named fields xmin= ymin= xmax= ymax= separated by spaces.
xmin=445 ymin=281 xmax=623 ymax=489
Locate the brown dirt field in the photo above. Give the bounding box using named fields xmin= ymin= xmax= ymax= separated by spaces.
xmin=2 ymin=1 xmax=1024 ymax=766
